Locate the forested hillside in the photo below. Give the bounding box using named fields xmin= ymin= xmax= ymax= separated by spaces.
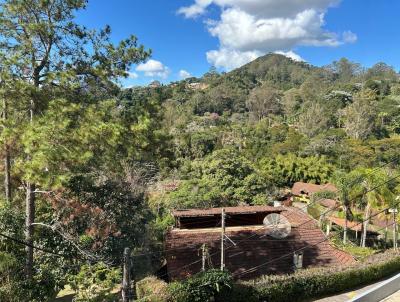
xmin=1 ymin=1 xmax=400 ymax=299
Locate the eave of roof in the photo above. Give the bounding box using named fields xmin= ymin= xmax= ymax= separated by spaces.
xmin=172 ymin=205 xmax=283 ymax=218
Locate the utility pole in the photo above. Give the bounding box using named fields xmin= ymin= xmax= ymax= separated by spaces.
xmin=221 ymin=208 xmax=226 ymax=271
xmin=122 ymin=248 xmax=132 ymax=302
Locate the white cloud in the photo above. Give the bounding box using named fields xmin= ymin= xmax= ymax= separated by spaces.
xmin=206 ymin=48 xmax=261 ymax=70
xmin=274 ymin=51 xmax=305 ymax=62
xmin=178 ymin=0 xmax=356 ymax=70
xmin=179 ymin=0 xmax=339 ymax=18
xmin=342 ymin=30 xmax=357 ymax=43
xmin=128 ymin=72 xmax=139 ymax=79
xmin=178 ymin=0 xmax=212 ymax=18
xmin=179 ymin=69 xmax=192 ymax=79
xmin=136 ymin=59 xmax=170 ymax=79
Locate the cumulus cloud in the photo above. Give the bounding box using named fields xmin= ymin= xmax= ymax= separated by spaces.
xmin=128 ymin=72 xmax=139 ymax=79
xmin=274 ymin=51 xmax=305 ymax=62
xmin=136 ymin=59 xmax=170 ymax=79
xmin=179 ymin=69 xmax=192 ymax=79
xmin=178 ymin=0 xmax=212 ymax=18
xmin=342 ymin=30 xmax=357 ymax=43
xmin=207 ymin=49 xmax=261 ymax=70
xmin=179 ymin=0 xmax=356 ymax=70
xmin=179 ymin=0 xmax=339 ymax=18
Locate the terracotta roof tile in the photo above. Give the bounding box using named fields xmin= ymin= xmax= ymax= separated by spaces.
xmin=292 ymin=182 xmax=337 ymax=196
xmin=166 ymin=206 xmax=354 ymax=280
xmin=172 ymin=205 xmax=281 ymax=218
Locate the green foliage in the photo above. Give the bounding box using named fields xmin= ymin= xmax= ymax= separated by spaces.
xmin=166 ymin=148 xmax=271 ymax=208
xmin=259 ymin=153 xmax=334 ymax=187
xmin=307 ymin=204 xmax=321 ymax=220
xmin=68 ymin=263 xmax=121 ymax=302
xmin=167 ymin=270 xmax=233 ymax=302
xmin=239 ymin=250 xmax=400 ymax=302
xmin=0 ymin=251 xmax=58 ymax=302
xmin=330 ymin=237 xmax=375 ymax=259
xmin=136 ymin=276 xmax=168 ymax=302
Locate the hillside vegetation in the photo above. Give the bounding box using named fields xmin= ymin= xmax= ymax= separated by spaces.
xmin=1 ymin=2 xmax=400 ymax=298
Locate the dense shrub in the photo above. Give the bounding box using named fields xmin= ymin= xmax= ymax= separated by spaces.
xmin=136 ymin=276 xmax=168 ymax=302
xmin=241 ymin=250 xmax=400 ymax=302
xmin=153 ymin=250 xmax=400 ymax=302
xmin=68 ymin=262 xmax=121 ymax=302
xmin=167 ymin=270 xmax=233 ymax=302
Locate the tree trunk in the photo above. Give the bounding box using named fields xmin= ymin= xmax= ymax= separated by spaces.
xmin=3 ymin=98 xmax=11 ymax=202
xmin=343 ymin=206 xmax=348 ymax=244
xmin=25 ymin=182 xmax=35 ymax=280
xmin=4 ymin=146 xmax=11 ymax=202
xmin=25 ymin=98 xmax=36 ymax=280
xmin=361 ymin=204 xmax=370 ymax=248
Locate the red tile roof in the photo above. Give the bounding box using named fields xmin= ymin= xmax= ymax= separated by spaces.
xmin=166 ymin=207 xmax=354 ymax=280
xmin=327 ymin=216 xmax=378 ymax=233
xmin=320 ymin=199 xmax=338 ymax=209
xmin=172 ymin=205 xmax=281 ymax=218
xmin=292 ymin=182 xmax=337 ymax=196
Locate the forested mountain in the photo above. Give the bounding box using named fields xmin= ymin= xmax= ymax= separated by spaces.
xmin=140 ymin=53 xmax=400 ymax=213
xmin=1 ymin=4 xmax=400 ymax=297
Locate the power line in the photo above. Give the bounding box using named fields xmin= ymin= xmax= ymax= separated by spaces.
xmin=235 ymin=199 xmax=400 ymax=278
xmin=0 ymin=232 xmax=69 ymax=258
xmin=161 ymin=170 xmax=400 ymax=279
xmin=144 ymin=160 xmax=399 ymax=261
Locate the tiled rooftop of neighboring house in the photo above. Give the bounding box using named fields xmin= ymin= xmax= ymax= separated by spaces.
xmin=172 ymin=205 xmax=282 ymax=218
xmin=292 ymin=182 xmax=337 ymax=196
xmin=166 ymin=206 xmax=355 ymax=280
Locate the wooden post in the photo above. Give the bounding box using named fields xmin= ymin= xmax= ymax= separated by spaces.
xmin=221 ymin=208 xmax=226 ymax=271
xmin=122 ymin=248 xmax=132 ymax=302
xmin=201 ymin=244 xmax=206 ymax=272
xmin=326 ymin=221 xmax=331 ymax=236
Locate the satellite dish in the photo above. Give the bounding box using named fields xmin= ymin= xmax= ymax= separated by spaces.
xmin=263 ymin=213 xmax=291 ymax=239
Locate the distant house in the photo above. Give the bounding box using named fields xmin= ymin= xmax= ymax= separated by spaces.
xmin=326 ymin=216 xmax=379 ymax=240
xmin=149 ymin=80 xmax=161 ymax=88
xmin=165 ymin=206 xmax=354 ymax=280
xmin=187 ymin=82 xmax=209 ymax=90
xmin=291 ymin=182 xmax=337 ymax=203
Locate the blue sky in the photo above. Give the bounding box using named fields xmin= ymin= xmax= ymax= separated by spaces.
xmin=76 ymin=0 xmax=400 ymax=87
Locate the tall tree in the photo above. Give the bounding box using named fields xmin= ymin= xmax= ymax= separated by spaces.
xmin=246 ymin=83 xmax=281 ymax=122
xmin=332 ymin=171 xmax=357 ymax=244
xmin=0 ymin=0 xmax=150 ymax=279
xmin=341 ymin=89 xmax=378 ymax=140
xmin=0 ymin=70 xmax=11 ymax=202
xmin=352 ymin=168 xmax=394 ymax=247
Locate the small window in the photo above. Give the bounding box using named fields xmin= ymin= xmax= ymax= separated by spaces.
xmin=293 ymin=252 xmax=304 ymax=269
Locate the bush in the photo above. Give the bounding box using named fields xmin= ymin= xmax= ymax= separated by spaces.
xmin=307 ymin=204 xmax=321 ymax=220
xmin=162 ymin=250 xmax=400 ymax=302
xmin=167 ymin=269 xmax=233 ymax=302
xmin=136 ymin=276 xmax=168 ymax=302
xmin=0 ymin=252 xmax=58 ymax=302
xmin=242 ymin=250 xmax=400 ymax=302
xmin=68 ymin=262 xmax=121 ymax=302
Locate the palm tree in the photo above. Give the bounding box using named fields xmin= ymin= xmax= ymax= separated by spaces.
xmin=353 ymin=168 xmax=393 ymax=248
xmin=332 ymin=171 xmax=355 ymax=244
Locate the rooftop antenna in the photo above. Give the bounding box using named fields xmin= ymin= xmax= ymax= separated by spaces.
xmin=263 ymin=213 xmax=291 ymax=239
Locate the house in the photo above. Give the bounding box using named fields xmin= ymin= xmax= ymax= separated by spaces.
xmin=291 ymin=182 xmax=337 ymax=203
xmin=326 ymin=216 xmax=379 ymax=240
xmin=149 ymin=80 xmax=161 ymax=88
xmin=187 ymin=82 xmax=209 ymax=90
xmin=165 ymin=205 xmax=354 ymax=280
